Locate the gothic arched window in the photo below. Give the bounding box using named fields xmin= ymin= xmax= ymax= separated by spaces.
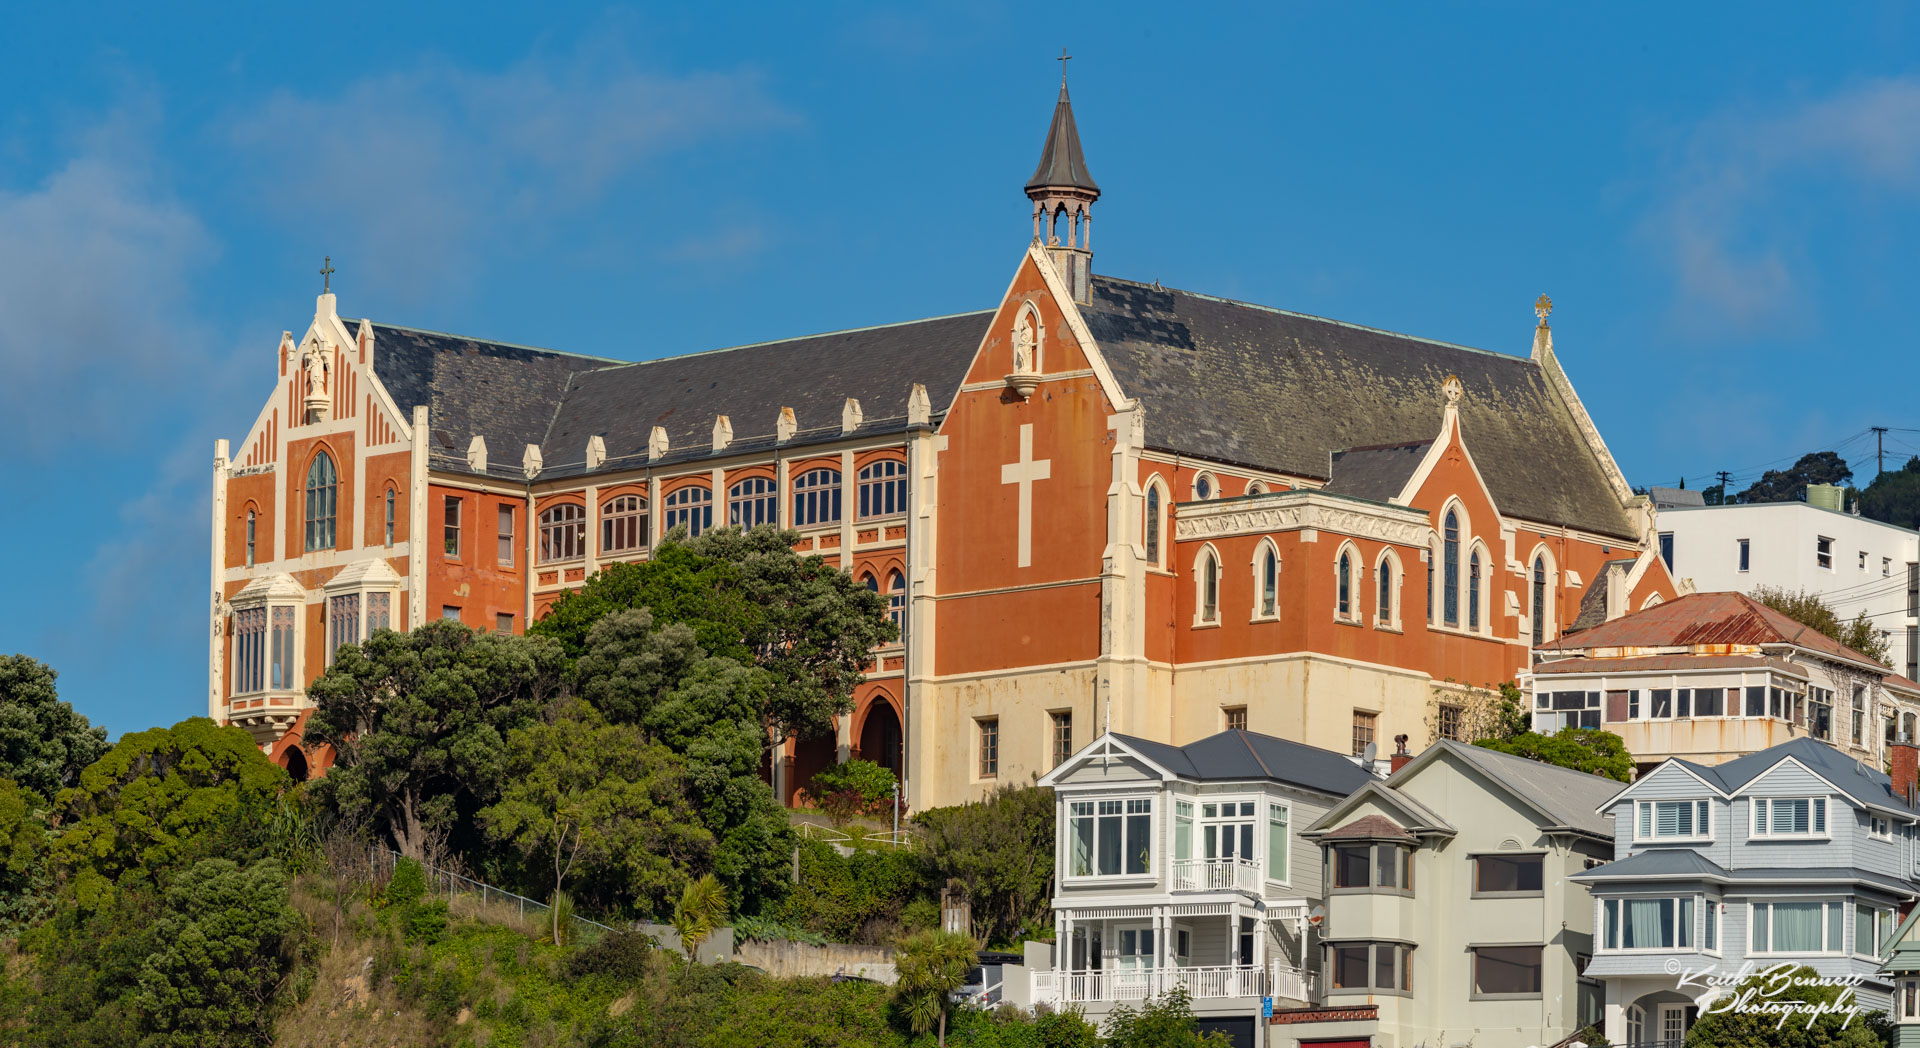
xmin=1337 ymin=550 xmax=1354 ymax=619
xmin=1198 ymin=550 xmax=1219 ymax=624
xmin=887 ymin=570 xmax=906 ymax=634
xmin=383 ymin=485 xmax=396 ymax=547
xmin=1532 ymin=556 xmax=1549 ymax=647
xmin=728 ymin=476 xmax=778 ymax=529
xmin=1145 ymin=485 xmax=1162 ymax=566
xmin=858 ymin=460 xmax=907 ymax=519
xmin=1469 ymin=550 xmax=1482 ymax=631
xmin=539 ymin=503 xmax=586 ymax=563
xmin=245 ymin=509 xmax=257 ymax=567
xmin=601 ymin=495 xmax=647 ymax=554
xmin=1260 ymin=547 xmax=1279 ymax=617
xmin=663 ymin=484 xmax=713 ymax=537
xmin=1442 ymin=510 xmax=1460 ymax=627
xmin=1377 ymin=557 xmax=1394 ymax=626
xmin=791 ymin=468 xmax=841 ymax=527
xmin=304 ymin=452 xmax=337 ymax=552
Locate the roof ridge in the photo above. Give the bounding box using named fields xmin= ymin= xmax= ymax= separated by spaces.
xmin=360 ymin=320 xmax=628 ymax=365
xmin=1235 ymin=731 xmax=1274 ymax=778
xmin=1092 ymin=274 xmax=1531 ymax=364
xmin=568 ymin=308 xmax=999 ymax=375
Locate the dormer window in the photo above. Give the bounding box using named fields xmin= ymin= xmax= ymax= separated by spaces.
xmin=1635 ymin=799 xmax=1712 ymax=841
xmin=1752 ymin=797 xmax=1828 ymax=839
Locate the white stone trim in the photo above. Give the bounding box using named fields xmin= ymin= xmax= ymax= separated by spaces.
xmin=1174 ymin=490 xmax=1429 ymax=546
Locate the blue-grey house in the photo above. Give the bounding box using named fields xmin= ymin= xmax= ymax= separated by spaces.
xmin=1574 ymin=736 xmax=1920 ymax=1045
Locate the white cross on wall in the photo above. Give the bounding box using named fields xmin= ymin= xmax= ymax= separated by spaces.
xmin=1000 ymin=423 xmax=1052 ymax=568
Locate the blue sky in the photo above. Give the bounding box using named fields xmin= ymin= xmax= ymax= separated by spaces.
xmin=6 ymin=3 xmax=1920 ymax=738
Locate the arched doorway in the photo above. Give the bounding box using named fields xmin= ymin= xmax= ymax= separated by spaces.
xmin=282 ymin=746 xmax=309 ymax=783
xmin=859 ymin=699 xmax=903 ymax=780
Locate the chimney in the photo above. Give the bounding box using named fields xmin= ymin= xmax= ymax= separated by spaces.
xmin=1892 ymin=733 xmax=1919 ymax=808
xmin=1389 ymin=734 xmax=1413 ymax=776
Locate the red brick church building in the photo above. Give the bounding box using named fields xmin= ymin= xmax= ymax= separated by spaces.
xmin=208 ymin=78 xmax=1676 ymax=807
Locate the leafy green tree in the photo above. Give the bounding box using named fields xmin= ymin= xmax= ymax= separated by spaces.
xmin=536 ymin=526 xmax=896 ymax=744
xmin=1475 ymin=727 xmax=1635 ymax=782
xmin=50 ymin=718 xmax=288 ymax=905
xmin=1738 ymin=451 xmax=1853 ymax=504
xmin=1102 ymin=986 xmax=1231 ymax=1047
xmin=807 ymin=758 xmax=899 ymax=823
xmin=0 ymin=654 xmax=109 ymax=799
xmin=915 ymin=783 xmax=1055 ymax=946
xmin=134 ymin=858 xmax=305 ymax=1048
xmin=304 ymin=620 xmax=567 ymax=860
xmin=1859 ymin=455 xmax=1920 ymax=530
xmin=480 ymin=698 xmax=711 ymax=927
xmin=1684 ymin=964 xmax=1892 ymax=1047
xmin=1751 ymin=586 xmax=1891 ymax=666
xmin=774 ymin=837 xmax=927 ymax=943
xmin=671 ymin=874 xmax=729 ymax=963
xmin=574 ymin=609 xmax=794 ymax=916
xmin=0 ymin=777 xmax=50 ymax=929
xmin=892 ymin=929 xmax=977 ymax=1048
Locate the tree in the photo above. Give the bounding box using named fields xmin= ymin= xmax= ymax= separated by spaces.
xmin=50 ymin=718 xmax=288 ymax=904
xmin=303 ymin=619 xmax=567 ymax=860
xmin=1750 ymin=586 xmax=1891 ymax=667
xmin=0 ymin=654 xmax=109 ymax=800
xmin=670 ymin=874 xmax=728 ymax=964
xmin=535 ymin=526 xmax=896 ymax=744
xmin=892 ymin=929 xmax=977 ymax=1048
xmin=915 ymin=783 xmax=1055 ymax=946
xmin=1859 ymin=455 xmax=1920 ymax=530
xmin=0 ymin=777 xmax=49 ymax=929
xmin=1738 ymin=451 xmax=1852 ymax=504
xmin=1684 ymin=964 xmax=1892 ymax=1047
xmin=1102 ymin=986 xmax=1232 ymax=1047
xmin=573 ymin=609 xmax=795 ymax=916
xmin=1475 ymin=727 xmax=1635 ymax=782
xmin=479 ymin=698 xmax=711 ymax=928
xmin=134 ymin=858 xmax=305 ymax=1048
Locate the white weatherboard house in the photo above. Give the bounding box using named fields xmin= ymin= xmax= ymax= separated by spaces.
xmin=1037 ymin=730 xmax=1376 ymax=1048
xmin=1574 ymin=736 xmax=1920 ymax=1046
xmin=1657 ymin=499 xmax=1920 ymax=683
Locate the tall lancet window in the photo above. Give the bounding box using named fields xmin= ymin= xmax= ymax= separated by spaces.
xmin=1532 ymin=556 xmax=1549 ymax=647
xmin=245 ymin=510 xmax=256 ymax=567
xmin=384 ymin=486 xmax=396 ymax=547
xmin=1442 ymin=510 xmax=1460 ymax=627
xmin=1468 ymin=550 xmax=1482 ymax=631
xmin=1260 ymin=549 xmax=1279 ymax=617
xmin=305 ymin=452 xmax=337 ymax=552
xmin=1337 ymin=551 xmax=1353 ymax=619
xmin=1145 ymin=486 xmax=1161 ymax=566
xmin=1377 ymin=559 xmax=1393 ymax=626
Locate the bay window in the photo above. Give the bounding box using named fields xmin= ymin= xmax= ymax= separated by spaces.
xmin=1855 ymin=903 xmax=1896 ymax=959
xmin=1330 ymin=841 xmax=1414 ymax=893
xmin=1327 ymin=942 xmax=1412 ymax=994
xmin=327 ymin=592 xmax=361 ymax=664
xmin=1068 ymin=798 xmax=1153 ymax=878
xmin=1635 ymin=799 xmax=1712 ymax=841
xmin=1750 ymin=900 xmax=1845 ymax=955
xmin=1600 ymin=896 xmax=1696 ymax=950
xmin=1752 ymin=797 xmax=1828 ymax=839
xmin=1202 ymin=800 xmax=1255 ymax=866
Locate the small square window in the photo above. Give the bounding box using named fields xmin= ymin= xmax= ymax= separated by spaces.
xmin=1224 ymin=706 xmax=1248 ymax=732
xmin=442 ymin=606 xmax=462 ymax=622
xmin=495 ymin=612 xmax=514 ymax=636
xmin=1438 ymin=703 xmax=1464 ymax=741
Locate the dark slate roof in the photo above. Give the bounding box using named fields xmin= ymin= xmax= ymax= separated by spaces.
xmin=1026 ymin=82 xmax=1098 ymax=193
xmin=1323 ymin=813 xmax=1416 ymax=842
xmin=1568 ymin=558 xmax=1637 ymax=632
xmin=362 ymin=312 xmax=993 ymax=480
xmin=367 ymin=323 xmax=596 ymax=466
xmin=1706 ymin=736 xmax=1919 ymax=815
xmin=1112 ymin=730 xmax=1375 ymax=798
xmin=1324 ymin=442 xmax=1431 ymax=501
xmin=1649 ymin=486 xmax=1705 ymax=509
xmin=1081 ymin=277 xmax=1637 ymax=540
xmin=1571 ymin=848 xmax=1727 ymax=882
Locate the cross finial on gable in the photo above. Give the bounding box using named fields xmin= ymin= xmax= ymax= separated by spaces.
xmin=1058 ymin=47 xmax=1071 ymax=85
xmin=320 ymin=255 xmax=335 ymax=294
xmin=1534 ymin=293 xmax=1552 ymax=325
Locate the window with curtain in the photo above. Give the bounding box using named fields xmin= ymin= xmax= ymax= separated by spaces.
xmin=538 ymin=503 xmax=586 ymax=562
xmin=1259 ymin=548 xmax=1278 ymax=617
xmin=1532 ymin=556 xmax=1548 ymax=645
xmin=1856 ymin=903 xmax=1895 ymax=958
xmin=600 ymin=495 xmax=647 ymax=553
xmin=728 ymin=476 xmax=778 ymax=528
xmin=791 ymin=468 xmax=841 ymax=527
xmin=1751 ymin=901 xmax=1843 ymax=954
xmin=1144 ymin=486 xmax=1162 ymax=565
xmin=1601 ymin=897 xmax=1694 ymax=950
xmin=1468 ymin=550 xmax=1482 ymax=630
xmin=1067 ymin=797 xmax=1153 ymax=877
xmin=857 ymin=460 xmax=907 ymax=518
xmin=305 ymin=452 xmax=337 ymax=552
xmin=1267 ymin=803 xmax=1289 ymax=882
xmin=1337 ymin=551 xmax=1353 ymax=619
xmin=1443 ymin=511 xmax=1460 ymax=626
xmin=662 ymin=485 xmax=713 ymax=537
xmin=1173 ymin=800 xmax=1193 ymax=869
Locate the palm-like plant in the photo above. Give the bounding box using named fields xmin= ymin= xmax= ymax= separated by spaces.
xmin=892 ymin=929 xmax=977 ymax=1048
xmin=671 ymin=874 xmax=728 ymax=965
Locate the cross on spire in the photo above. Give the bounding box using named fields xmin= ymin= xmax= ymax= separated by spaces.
xmin=1534 ymin=293 xmax=1553 ymax=323
xmin=320 ymin=255 xmax=335 ymax=294
xmin=1058 ymin=47 xmax=1071 ymax=84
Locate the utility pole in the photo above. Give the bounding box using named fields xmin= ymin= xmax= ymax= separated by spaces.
xmin=1873 ymin=426 xmax=1889 ymax=478
xmin=1716 ymin=470 xmax=1733 ymax=506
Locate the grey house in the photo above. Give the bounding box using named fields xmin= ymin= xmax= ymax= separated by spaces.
xmin=1035 ymin=730 xmax=1376 ymax=1048
xmin=1282 ymin=740 xmax=1620 ymax=1048
xmin=1575 ymin=736 xmax=1920 ymax=1045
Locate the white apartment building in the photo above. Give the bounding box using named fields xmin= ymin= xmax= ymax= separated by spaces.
xmin=1658 ymin=500 xmax=1919 ymax=682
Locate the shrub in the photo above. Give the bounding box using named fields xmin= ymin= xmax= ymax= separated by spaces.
xmin=382 ymin=857 xmax=427 ymax=909
xmin=564 ymin=928 xmax=660 ymax=981
xmin=403 ymin=899 xmax=449 ymax=944
xmin=773 ymin=838 xmax=926 ymax=943
xmin=808 ymin=760 xmax=899 ymax=821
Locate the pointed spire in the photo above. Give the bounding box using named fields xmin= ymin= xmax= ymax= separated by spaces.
xmin=1026 ymin=79 xmax=1099 ymax=195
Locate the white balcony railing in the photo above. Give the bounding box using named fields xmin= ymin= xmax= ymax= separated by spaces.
xmin=1032 ymin=964 xmax=1265 ymax=1004
xmin=1270 ymin=962 xmax=1317 ymax=1003
xmin=1170 ymin=857 xmax=1262 ymax=893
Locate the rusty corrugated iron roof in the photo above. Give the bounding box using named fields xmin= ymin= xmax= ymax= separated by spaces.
xmin=1540 ymin=591 xmax=1884 ymax=669
xmin=1532 ymin=653 xmax=1808 ymax=678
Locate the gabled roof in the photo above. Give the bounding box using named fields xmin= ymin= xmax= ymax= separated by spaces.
xmin=1571 ymin=848 xmax=1728 ymax=883
xmin=1301 ymin=778 xmax=1456 ymax=839
xmin=1080 ymin=277 xmax=1637 ymax=540
xmin=1441 ymin=741 xmax=1623 ymax=838
xmin=1026 ymin=81 xmax=1098 ymax=194
xmin=1322 ymin=813 xmax=1417 ymax=843
xmin=1104 ymin=730 xmax=1376 ymax=798
xmin=1541 ymin=590 xmax=1890 ymax=670
xmin=1324 ymin=441 xmax=1431 ymax=502
xmin=1568 ymin=558 xmax=1637 ymax=633
xmin=1608 ymin=737 xmax=1920 ymax=817
xmin=1532 ymin=653 xmax=1808 ymax=677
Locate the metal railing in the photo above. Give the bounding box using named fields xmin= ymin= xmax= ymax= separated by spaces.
xmin=1032 ymin=964 xmax=1265 ymax=1004
xmin=1170 ymin=857 xmax=1262 ymax=893
xmin=369 ymin=847 xmax=616 ymax=938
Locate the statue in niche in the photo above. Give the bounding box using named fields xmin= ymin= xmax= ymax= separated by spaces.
xmin=1012 ymin=315 xmax=1037 ymax=374
xmin=303 ymin=341 xmax=328 ymax=396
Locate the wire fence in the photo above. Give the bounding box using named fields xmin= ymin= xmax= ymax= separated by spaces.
xmin=368 ymin=846 xmax=617 ymax=940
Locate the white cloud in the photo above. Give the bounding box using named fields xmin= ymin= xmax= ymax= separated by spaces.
xmin=1642 ymin=77 xmax=1920 ymax=335
xmin=226 ymin=47 xmax=796 ymax=301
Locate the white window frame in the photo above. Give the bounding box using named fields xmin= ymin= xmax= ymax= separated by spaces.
xmin=1817 ymin=535 xmax=1834 ymax=571
xmin=1192 ymin=471 xmax=1218 ymax=501
xmin=1266 ymin=799 xmax=1293 ymax=886
xmin=1194 ymin=544 xmax=1222 ymax=627
xmin=1748 ymin=899 xmax=1847 ymax=957
xmin=1899 ymin=978 xmax=1920 ymax=1022
xmin=1634 ymin=799 xmax=1714 ymax=843
xmin=1750 ymin=797 xmax=1830 ymax=840
xmin=1334 ymin=541 xmax=1364 ymax=624
xmin=1598 ymin=895 xmax=1700 ymax=953
xmin=1870 ymin=815 xmax=1895 ymax=841
xmin=1250 ymin=540 xmax=1281 ymax=622
xmin=1375 ymin=549 xmax=1402 ymax=631
xmin=1198 ymin=796 xmax=1258 ymax=868
xmin=1064 ymin=794 xmax=1157 ymax=882
xmin=1854 ymin=902 xmax=1897 ymax=960
xmin=231 ymin=599 xmax=301 ymax=697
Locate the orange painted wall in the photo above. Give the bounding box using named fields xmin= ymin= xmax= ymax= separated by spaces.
xmin=284 ymin=434 xmax=355 ymax=557
xmin=426 ymin=483 xmax=528 ymax=633
xmin=361 ymin=450 xmax=411 ymax=549
xmin=225 ymin=473 xmax=276 ymax=568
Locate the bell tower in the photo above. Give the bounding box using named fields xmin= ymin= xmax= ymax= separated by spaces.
xmin=1027 ymin=54 xmax=1100 ymax=305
